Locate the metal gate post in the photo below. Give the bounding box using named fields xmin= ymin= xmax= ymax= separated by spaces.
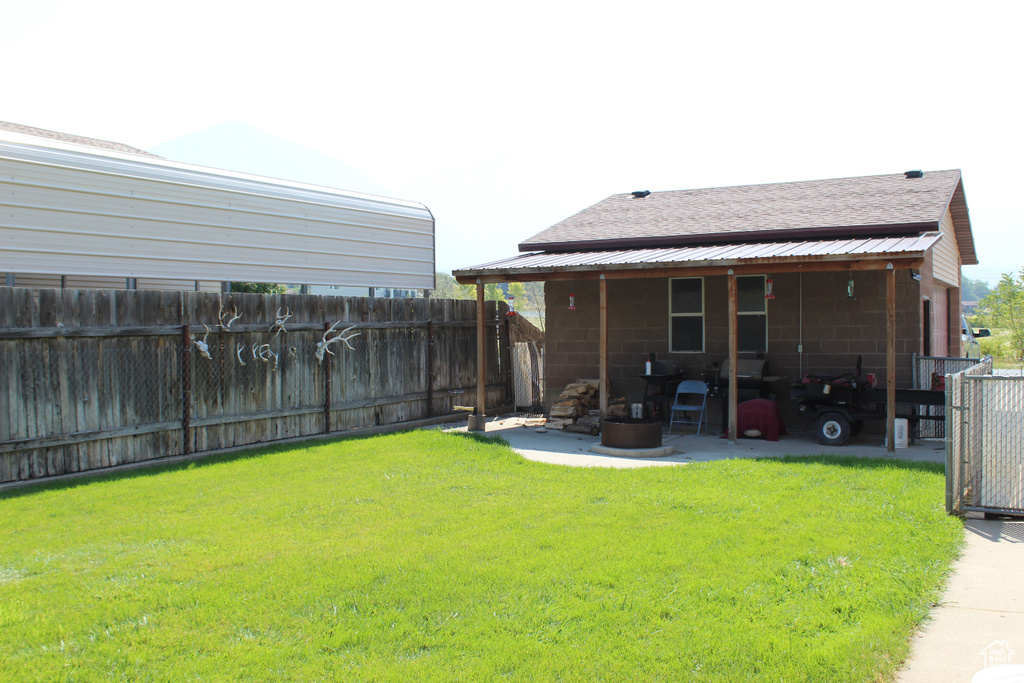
xmin=182 ymin=324 xmax=192 ymax=455
xmin=426 ymin=320 xmax=434 ymax=418
xmin=944 ymin=372 xmax=954 ymax=513
xmin=959 ymin=375 xmax=969 ymax=511
xmin=323 ymin=321 xmax=332 ymax=434
xmin=503 ymin=315 xmax=512 ymax=408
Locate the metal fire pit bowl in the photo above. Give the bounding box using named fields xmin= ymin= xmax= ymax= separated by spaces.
xmin=601 ymin=419 xmax=663 ymax=449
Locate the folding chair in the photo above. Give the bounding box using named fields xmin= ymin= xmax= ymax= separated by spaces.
xmin=668 ymin=380 xmax=709 ymax=435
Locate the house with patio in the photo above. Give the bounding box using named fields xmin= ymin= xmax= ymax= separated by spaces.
xmin=453 ymin=170 xmax=978 ymax=450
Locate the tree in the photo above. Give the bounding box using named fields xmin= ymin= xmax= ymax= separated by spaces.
xmin=231 ymin=282 xmax=286 ymax=294
xmin=507 ymin=281 xmax=526 ymax=302
xmin=977 ymin=268 xmax=1024 ymax=363
xmin=520 ymin=281 xmax=546 ymax=332
xmin=961 ymin=276 xmax=992 ymax=302
xmin=429 ymin=272 xmax=475 ymax=300
xmin=484 ymin=283 xmax=505 ymax=302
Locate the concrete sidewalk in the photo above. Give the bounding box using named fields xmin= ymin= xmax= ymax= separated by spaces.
xmin=898 ymin=518 xmax=1024 ymax=682
xmin=446 ymin=415 xmax=1021 ymax=682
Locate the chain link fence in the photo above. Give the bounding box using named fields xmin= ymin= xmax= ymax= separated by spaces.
xmin=911 ymin=354 xmax=987 ymax=439
xmin=946 ymin=357 xmax=1024 ymax=515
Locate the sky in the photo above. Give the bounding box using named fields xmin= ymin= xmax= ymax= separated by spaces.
xmin=3 ymin=0 xmax=1022 ymax=283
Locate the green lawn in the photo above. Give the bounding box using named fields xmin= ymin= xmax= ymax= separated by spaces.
xmin=0 ymin=431 xmax=962 ymax=681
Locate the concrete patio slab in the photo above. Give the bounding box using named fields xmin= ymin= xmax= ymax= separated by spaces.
xmin=446 ymin=414 xmax=946 ymax=468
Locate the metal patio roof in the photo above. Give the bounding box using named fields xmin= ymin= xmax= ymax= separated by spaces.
xmin=454 ymin=233 xmax=941 ymax=283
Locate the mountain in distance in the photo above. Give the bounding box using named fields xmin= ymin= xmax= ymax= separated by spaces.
xmin=149 ymin=121 xmax=394 ymax=198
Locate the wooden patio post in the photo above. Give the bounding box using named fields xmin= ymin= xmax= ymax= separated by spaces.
xmin=599 ymin=274 xmax=608 ymax=419
xmin=886 ymin=264 xmax=896 ymax=454
xmin=727 ymin=270 xmax=738 ymax=443
xmin=469 ymin=279 xmax=487 ymax=431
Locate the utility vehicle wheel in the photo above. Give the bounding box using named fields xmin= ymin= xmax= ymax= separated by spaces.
xmin=815 ymin=412 xmax=851 ymax=446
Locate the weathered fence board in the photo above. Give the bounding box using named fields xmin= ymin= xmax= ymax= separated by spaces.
xmin=1 ymin=287 xmax=540 ymax=484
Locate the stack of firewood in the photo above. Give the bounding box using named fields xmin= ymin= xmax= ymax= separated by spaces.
xmin=546 ymin=380 xmax=628 ymax=433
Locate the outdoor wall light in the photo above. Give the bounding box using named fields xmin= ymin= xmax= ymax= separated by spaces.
xmin=847 ymin=278 xmax=855 ymax=299
xmin=568 ymin=292 xmax=576 ymax=310
xmin=764 ymin=277 xmax=775 ymax=300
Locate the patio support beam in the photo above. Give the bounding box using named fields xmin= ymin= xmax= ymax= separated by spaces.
xmin=454 ymin=256 xmax=927 ymax=285
xmin=886 ymin=264 xmax=896 ymax=454
xmin=727 ymin=270 xmax=738 ymax=443
xmin=599 ymin=274 xmax=608 ymax=419
xmin=470 ymin=279 xmax=486 ymax=432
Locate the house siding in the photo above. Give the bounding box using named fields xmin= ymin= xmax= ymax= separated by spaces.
xmin=1 ymin=132 xmax=435 ymax=289
xmin=933 ymin=209 xmax=961 ymax=287
xmin=544 ymin=270 xmax=922 ymax=424
xmin=11 ymin=273 xmax=221 ymax=292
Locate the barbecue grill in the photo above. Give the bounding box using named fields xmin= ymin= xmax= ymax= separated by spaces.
xmin=718 ymin=357 xmax=770 ymax=428
xmin=640 ymin=357 xmax=686 ymax=421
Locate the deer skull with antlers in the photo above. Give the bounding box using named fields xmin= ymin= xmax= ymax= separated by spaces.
xmin=192 ymin=324 xmax=213 ymax=359
xmin=269 ymin=307 xmax=292 ymax=336
xmin=315 ymin=322 xmax=360 ymax=362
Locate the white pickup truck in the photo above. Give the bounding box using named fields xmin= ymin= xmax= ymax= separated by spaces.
xmin=961 ymin=314 xmax=991 ymax=358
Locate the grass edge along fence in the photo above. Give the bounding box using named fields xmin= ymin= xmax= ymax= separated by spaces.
xmin=0 ymin=287 xmax=537 ymax=484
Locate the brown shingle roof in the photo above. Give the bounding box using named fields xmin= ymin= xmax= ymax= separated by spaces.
xmin=0 ymin=120 xmax=160 ymax=158
xmin=520 ymin=170 xmax=966 ymax=254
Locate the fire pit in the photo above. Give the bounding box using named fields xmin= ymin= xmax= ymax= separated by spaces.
xmin=591 ymin=418 xmax=675 ymax=458
xmin=601 ymin=418 xmax=663 ymax=449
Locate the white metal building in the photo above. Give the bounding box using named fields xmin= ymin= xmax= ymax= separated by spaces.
xmin=1 ymin=122 xmax=435 ymax=293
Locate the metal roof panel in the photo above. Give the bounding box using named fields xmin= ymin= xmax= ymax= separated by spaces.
xmin=455 ymin=234 xmax=942 ymax=277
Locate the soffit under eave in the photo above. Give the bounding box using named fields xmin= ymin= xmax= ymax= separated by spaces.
xmin=948 ymin=179 xmax=978 ymax=266
xmin=454 ymin=253 xmax=927 ymax=285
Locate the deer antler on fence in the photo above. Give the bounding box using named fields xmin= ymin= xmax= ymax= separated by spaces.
xmin=218 ymin=303 xmax=243 ymax=330
xmin=253 ymin=342 xmax=279 ymax=370
xmin=269 ymin=307 xmax=292 ymax=336
xmin=192 ymin=324 xmax=213 ymax=359
xmin=314 ymin=321 xmax=360 ymax=362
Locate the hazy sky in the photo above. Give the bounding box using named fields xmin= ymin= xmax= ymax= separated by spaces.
xmin=3 ymin=0 xmax=1021 ymax=282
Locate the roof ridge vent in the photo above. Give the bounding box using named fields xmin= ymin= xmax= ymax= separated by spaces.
xmin=904 ymin=170 xmax=924 ymax=179
xmin=631 ymin=190 xmax=651 ymax=198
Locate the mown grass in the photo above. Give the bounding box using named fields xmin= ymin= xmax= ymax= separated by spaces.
xmin=0 ymin=430 xmax=961 ymax=681
xmin=979 ymin=328 xmax=1024 ymax=369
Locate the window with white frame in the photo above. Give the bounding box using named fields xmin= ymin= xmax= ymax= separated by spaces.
xmin=737 ymin=275 xmax=767 ymax=352
xmin=669 ymin=277 xmax=704 ymax=352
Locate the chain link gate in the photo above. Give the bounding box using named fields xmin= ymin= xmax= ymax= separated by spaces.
xmin=912 ymin=354 xmax=986 ymax=439
xmin=946 ymin=359 xmax=1024 ymax=516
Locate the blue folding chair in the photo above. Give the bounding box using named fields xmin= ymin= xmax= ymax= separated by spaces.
xmin=669 ymin=380 xmax=709 ymax=435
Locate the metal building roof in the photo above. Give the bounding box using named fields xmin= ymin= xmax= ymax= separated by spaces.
xmin=455 ymin=234 xmax=941 ymax=282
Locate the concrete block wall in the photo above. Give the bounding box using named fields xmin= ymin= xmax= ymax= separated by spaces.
xmin=544 ymin=270 xmax=924 ymax=420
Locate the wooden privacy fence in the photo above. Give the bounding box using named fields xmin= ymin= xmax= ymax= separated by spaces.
xmin=0 ymin=288 xmax=527 ymax=484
